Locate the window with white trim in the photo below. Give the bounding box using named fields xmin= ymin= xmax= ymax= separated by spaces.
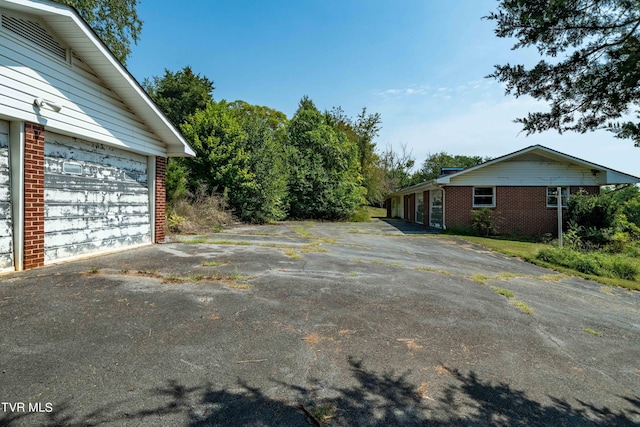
xmin=473 ymin=187 xmax=495 ymax=207
xmin=547 ymin=187 xmax=569 ymax=207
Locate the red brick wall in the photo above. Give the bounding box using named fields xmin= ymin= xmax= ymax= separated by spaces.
xmin=155 ymin=156 xmax=166 ymax=243
xmin=24 ymin=122 xmax=45 ymax=269
xmin=445 ymin=187 xmax=473 ymax=230
xmin=445 ymin=186 xmax=600 ymax=236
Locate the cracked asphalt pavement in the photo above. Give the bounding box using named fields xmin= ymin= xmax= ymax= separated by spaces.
xmin=0 ymin=219 xmax=639 ymax=426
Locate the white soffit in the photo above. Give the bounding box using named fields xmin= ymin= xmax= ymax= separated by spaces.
xmin=0 ymin=0 xmax=194 ymax=157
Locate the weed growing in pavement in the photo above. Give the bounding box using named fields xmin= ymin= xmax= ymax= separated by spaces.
xmin=583 ymin=328 xmax=603 ymax=337
xmin=470 ymin=274 xmax=491 ymax=284
xmin=202 ymin=261 xmax=222 ymax=267
xmin=511 ymin=301 xmax=534 ymax=315
xmin=491 ymin=287 xmax=515 ymax=298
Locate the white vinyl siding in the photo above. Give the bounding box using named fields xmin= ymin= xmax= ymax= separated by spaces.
xmin=447 ymin=155 xmax=602 ymax=187
xmin=0 ymin=17 xmax=166 ymax=157
xmin=547 ymin=187 xmax=569 ymax=207
xmin=473 ymin=187 xmax=495 ymax=208
xmin=44 ymin=133 xmax=150 ymax=262
xmin=0 ymin=120 xmax=13 ymax=269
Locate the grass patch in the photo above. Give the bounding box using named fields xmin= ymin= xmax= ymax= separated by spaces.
xmin=470 ymin=274 xmax=491 ymax=284
xmin=301 ymin=242 xmax=329 ymax=253
xmin=283 ymin=249 xmax=301 ymax=259
xmin=455 ymin=235 xmax=547 ymax=261
xmin=367 ymin=206 xmax=388 ymax=218
xmin=351 ymin=206 xmax=372 ymax=222
xmin=164 ymin=273 xmax=205 ymax=283
xmin=416 ymin=266 xmax=452 ymax=276
xmin=537 ymin=247 xmax=639 ymax=281
xmin=202 ymin=261 xmax=223 ymax=267
xmin=583 ymin=328 xmax=603 ymax=337
xmin=492 ymin=287 xmax=515 ymax=298
xmin=179 ymin=238 xmax=252 ymax=246
xmin=293 ymin=226 xmax=313 ymax=239
xmin=496 ymin=272 xmax=522 ymax=280
xmin=87 ymin=266 xmax=100 ymax=274
xmin=511 ymin=300 xmax=534 ymax=315
xmin=452 ymin=235 xmax=640 ymax=291
xmin=370 ymin=260 xmax=403 ymax=268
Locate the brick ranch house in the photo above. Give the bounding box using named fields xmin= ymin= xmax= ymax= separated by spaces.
xmin=386 ymin=145 xmax=640 ymax=236
xmin=0 ymin=0 xmax=194 ymax=271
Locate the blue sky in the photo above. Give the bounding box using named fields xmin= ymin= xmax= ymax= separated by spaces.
xmin=127 ymin=0 xmax=639 ymax=176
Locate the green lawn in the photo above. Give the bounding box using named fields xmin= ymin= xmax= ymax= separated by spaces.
xmin=351 ymin=206 xmax=387 ymax=222
xmin=453 ymin=235 xmax=640 ymax=291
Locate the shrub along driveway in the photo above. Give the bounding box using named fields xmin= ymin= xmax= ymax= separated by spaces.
xmin=1 ymin=220 xmax=639 ymax=426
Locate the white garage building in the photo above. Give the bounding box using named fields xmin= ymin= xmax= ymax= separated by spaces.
xmin=0 ymin=0 xmax=194 ymax=271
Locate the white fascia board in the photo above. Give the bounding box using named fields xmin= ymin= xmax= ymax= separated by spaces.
xmin=387 ymin=180 xmax=439 ymax=198
xmin=1 ymin=0 xmax=195 ymax=158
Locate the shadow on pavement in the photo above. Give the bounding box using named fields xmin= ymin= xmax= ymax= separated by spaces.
xmin=380 ymin=218 xmax=441 ymax=235
xmin=2 ymin=358 xmax=637 ymax=426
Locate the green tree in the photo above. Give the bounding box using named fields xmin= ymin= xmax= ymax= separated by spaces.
xmin=487 ymin=0 xmax=640 ymax=147
xmin=144 ymin=66 xmax=215 ymax=209
xmin=55 ymin=0 xmax=142 ymax=65
xmin=379 ymin=143 xmax=415 ymax=195
xmin=180 ymin=101 xmax=254 ymax=213
xmin=286 ymin=97 xmax=365 ymax=220
xmin=327 ymin=107 xmax=385 ymax=206
xmin=228 ymin=101 xmax=289 ymax=223
xmin=411 ymin=152 xmax=487 ymax=184
xmin=143 ymin=66 xmax=215 ymax=127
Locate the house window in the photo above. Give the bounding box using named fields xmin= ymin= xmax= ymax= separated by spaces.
xmin=62 ymin=162 xmax=82 ymax=175
xmin=473 ymin=187 xmax=495 ymax=207
xmin=547 ymin=187 xmax=569 ymax=207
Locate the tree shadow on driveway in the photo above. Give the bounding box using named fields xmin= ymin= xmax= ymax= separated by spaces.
xmin=1 ymin=358 xmax=637 ymax=426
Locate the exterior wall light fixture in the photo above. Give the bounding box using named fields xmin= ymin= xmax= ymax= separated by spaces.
xmin=34 ymin=97 xmax=62 ymax=112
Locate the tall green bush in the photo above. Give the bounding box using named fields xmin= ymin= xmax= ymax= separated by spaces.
xmin=566 ymin=186 xmax=640 ymax=251
xmin=285 ymin=97 xmax=365 ymax=220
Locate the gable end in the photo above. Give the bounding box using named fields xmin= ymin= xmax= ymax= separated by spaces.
xmin=1 ymin=10 xmax=68 ymax=63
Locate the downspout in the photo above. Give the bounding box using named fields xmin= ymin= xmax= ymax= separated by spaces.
xmin=10 ymin=122 xmax=25 ymax=271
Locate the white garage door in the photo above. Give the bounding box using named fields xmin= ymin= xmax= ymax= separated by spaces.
xmin=0 ymin=120 xmax=13 ymax=269
xmin=44 ymin=133 xmax=151 ymax=262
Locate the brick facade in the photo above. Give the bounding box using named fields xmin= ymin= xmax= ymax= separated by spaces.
xmin=445 ymin=186 xmax=599 ymax=236
xmin=154 ymin=156 xmax=166 ymax=243
xmin=23 ymin=122 xmax=45 ymax=269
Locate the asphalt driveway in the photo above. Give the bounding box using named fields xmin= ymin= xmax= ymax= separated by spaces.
xmin=0 ymin=219 xmax=639 ymax=426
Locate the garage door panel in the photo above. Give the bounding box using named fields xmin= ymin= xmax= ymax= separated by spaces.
xmin=45 ymin=223 xmax=151 ymax=246
xmin=45 ymin=233 xmax=151 ymax=262
xmin=44 ymin=133 xmax=151 ymax=263
xmin=45 ymin=138 xmax=148 ymax=173
xmin=45 ymin=157 xmax=148 ymax=184
xmin=45 ymin=203 xmax=149 ymax=218
xmin=45 ymin=215 xmax=150 ymax=234
xmin=0 ymin=120 xmax=13 ymax=269
xmin=45 ymin=189 xmax=149 ymax=206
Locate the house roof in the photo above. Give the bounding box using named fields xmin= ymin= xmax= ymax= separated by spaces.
xmin=1 ymin=0 xmax=194 ymax=157
xmin=388 ymin=144 xmax=640 ymax=197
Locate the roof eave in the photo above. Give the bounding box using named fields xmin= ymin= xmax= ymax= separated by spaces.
xmin=2 ymin=0 xmax=195 ymax=158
